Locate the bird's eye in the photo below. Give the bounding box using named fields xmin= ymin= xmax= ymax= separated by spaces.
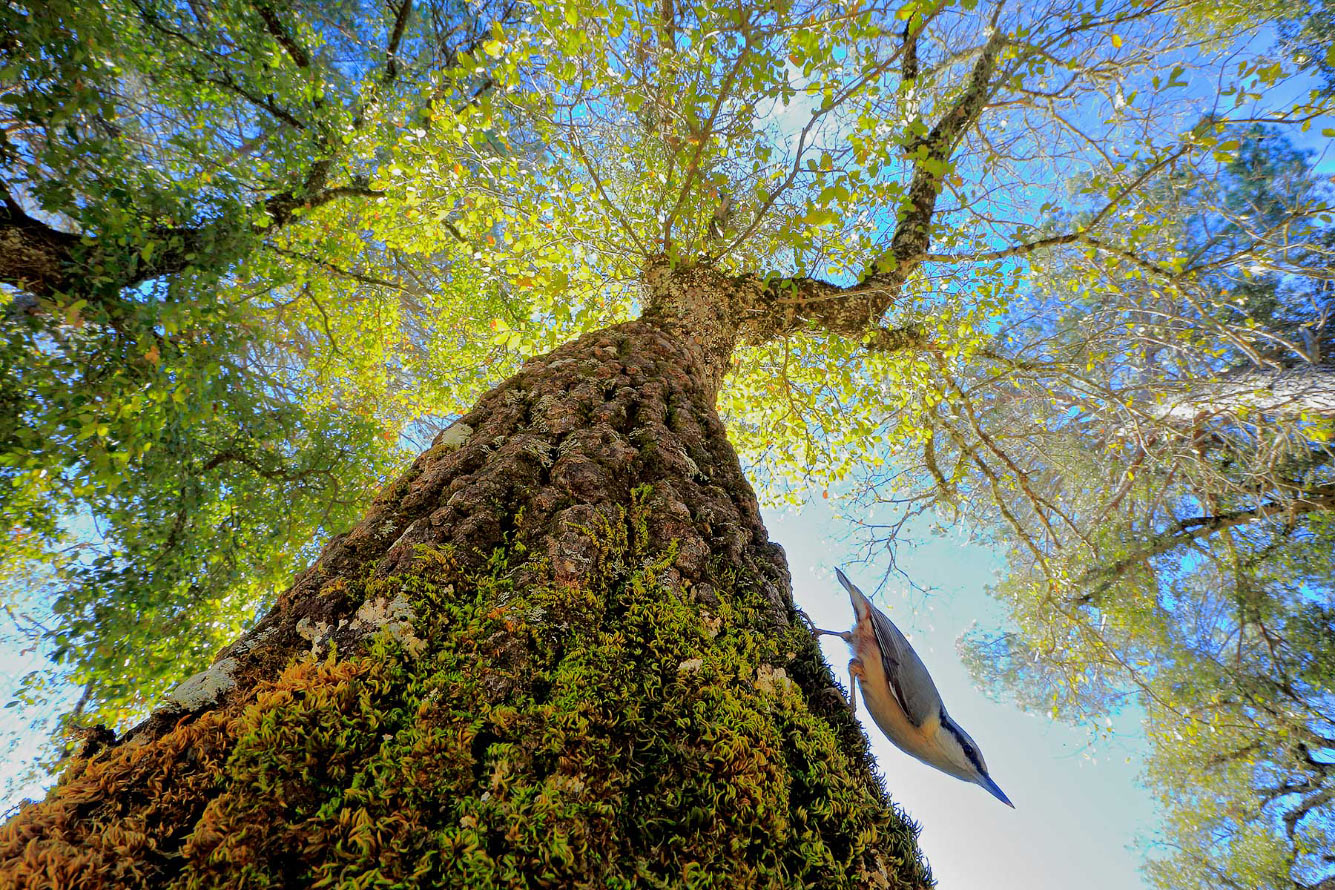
xmin=958 ymin=737 xmax=984 ymax=772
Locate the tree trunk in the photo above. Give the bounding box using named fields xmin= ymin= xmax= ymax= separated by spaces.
xmin=1152 ymin=365 xmax=1335 ymax=423
xmin=0 ymin=312 xmax=930 ymax=889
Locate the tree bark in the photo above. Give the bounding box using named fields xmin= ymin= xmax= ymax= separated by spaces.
xmin=0 ymin=194 xmax=84 ymax=301
xmin=1151 ymin=365 xmax=1335 ymax=423
xmin=0 ymin=306 xmax=930 ymax=888
xmin=0 ymin=180 xmax=382 ymax=323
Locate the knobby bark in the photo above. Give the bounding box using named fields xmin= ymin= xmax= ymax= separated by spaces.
xmin=0 ymin=273 xmax=930 ymax=889
xmin=0 ymin=193 xmax=83 ymax=300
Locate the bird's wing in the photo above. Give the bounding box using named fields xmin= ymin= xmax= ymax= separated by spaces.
xmin=868 ymin=603 xmax=943 ymax=728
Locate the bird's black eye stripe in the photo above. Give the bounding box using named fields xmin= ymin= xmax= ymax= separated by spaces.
xmin=947 ymin=720 xmax=985 ymax=772
xmin=962 ymin=742 xmax=983 ymax=773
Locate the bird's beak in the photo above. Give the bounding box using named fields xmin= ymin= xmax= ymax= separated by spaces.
xmin=835 ymin=567 xmax=874 ymax=624
xmin=979 ymin=773 xmax=1015 ymax=808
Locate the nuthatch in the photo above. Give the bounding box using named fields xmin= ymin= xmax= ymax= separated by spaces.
xmin=706 ymin=189 xmax=734 ymax=242
xmin=817 ymin=568 xmax=1014 ymax=807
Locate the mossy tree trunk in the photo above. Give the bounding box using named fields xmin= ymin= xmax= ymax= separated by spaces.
xmin=0 ymin=268 xmax=931 ymax=889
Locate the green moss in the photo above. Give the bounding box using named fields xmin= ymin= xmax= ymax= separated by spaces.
xmin=1 ymin=501 xmax=928 ymax=890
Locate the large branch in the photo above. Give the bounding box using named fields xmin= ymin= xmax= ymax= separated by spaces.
xmin=1 ymin=1 xmax=416 ymax=313
xmin=251 ymin=0 xmax=313 ymax=69
xmin=0 ymin=190 xmax=83 ymax=302
xmin=382 ymin=0 xmax=414 ymax=84
xmin=0 ymin=180 xmax=380 ymax=310
xmin=740 ymin=18 xmax=1007 ymax=345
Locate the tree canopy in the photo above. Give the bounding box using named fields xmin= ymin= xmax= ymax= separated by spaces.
xmin=3 ymin=0 xmax=1334 ymax=886
xmin=1 ymin=0 xmax=523 ymax=736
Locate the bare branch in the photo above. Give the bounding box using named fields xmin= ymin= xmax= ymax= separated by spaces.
xmin=923 ymin=147 xmax=1188 ymax=266
xmin=1075 ymin=483 xmax=1335 ymax=604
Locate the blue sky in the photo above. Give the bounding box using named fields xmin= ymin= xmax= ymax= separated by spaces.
xmin=768 ymin=498 xmax=1160 ymax=889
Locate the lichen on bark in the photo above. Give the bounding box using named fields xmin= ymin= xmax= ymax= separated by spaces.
xmin=0 ymin=310 xmax=931 ymax=889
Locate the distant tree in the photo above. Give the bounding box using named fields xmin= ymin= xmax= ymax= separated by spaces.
xmin=1279 ymin=0 xmax=1335 ymax=95
xmin=874 ymin=128 xmax=1335 ymax=889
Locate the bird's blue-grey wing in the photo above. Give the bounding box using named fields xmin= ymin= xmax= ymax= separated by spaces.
xmin=867 ymin=603 xmax=943 ymax=728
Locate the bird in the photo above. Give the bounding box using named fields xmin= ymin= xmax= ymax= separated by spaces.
xmin=706 ymin=188 xmax=734 ymax=242
xmin=815 ymin=567 xmax=1014 ymax=807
